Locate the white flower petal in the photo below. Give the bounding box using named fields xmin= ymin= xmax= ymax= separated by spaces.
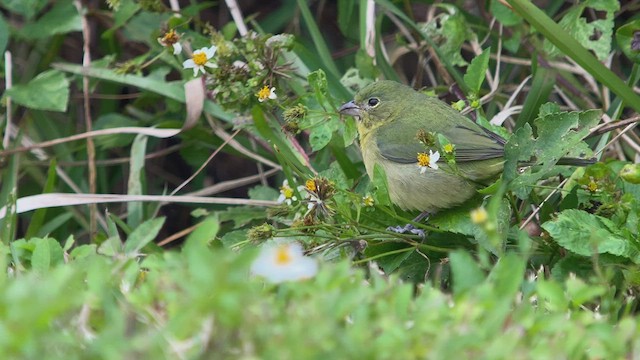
xmin=269 ymin=87 xmax=277 ymax=99
xmin=183 ymin=59 xmax=195 ymax=69
xmin=172 ymin=42 xmax=182 ymax=55
xmin=204 ymin=62 xmax=217 ymax=69
xmin=204 ymin=45 xmax=217 ymax=58
xmin=420 ymin=166 xmax=427 ymax=174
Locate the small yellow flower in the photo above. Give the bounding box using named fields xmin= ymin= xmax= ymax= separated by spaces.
xmin=183 ymin=46 xmax=217 ymax=76
xmin=305 ymin=179 xmax=317 ymax=192
xmin=250 ymin=242 xmax=318 ymax=283
xmin=587 ymin=180 xmax=599 ymax=193
xmin=443 ymin=143 xmax=455 ymax=154
xmin=417 ymin=150 xmax=440 ymax=173
xmin=158 ymin=29 xmax=182 ymax=55
xmin=362 ymin=195 xmax=374 ymax=207
xmin=470 ymin=207 xmax=488 ymax=224
xmin=257 ymin=85 xmax=277 ymax=102
xmin=277 ymin=180 xmax=297 ymax=205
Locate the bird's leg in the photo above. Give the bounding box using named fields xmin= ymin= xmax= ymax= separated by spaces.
xmin=387 ymin=211 xmax=430 ymax=238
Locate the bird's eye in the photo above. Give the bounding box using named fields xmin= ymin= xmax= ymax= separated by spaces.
xmin=367 ymin=97 xmax=380 ymax=107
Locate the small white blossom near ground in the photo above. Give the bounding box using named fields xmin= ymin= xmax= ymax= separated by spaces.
xmin=251 ymin=242 xmax=318 ymax=283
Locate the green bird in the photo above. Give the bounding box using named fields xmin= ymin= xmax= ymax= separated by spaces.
xmin=338 ymin=80 xmax=590 ymax=215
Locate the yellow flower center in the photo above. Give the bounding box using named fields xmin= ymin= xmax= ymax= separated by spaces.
xmin=281 ymin=185 xmax=294 ymax=199
xmin=275 ymin=246 xmax=293 ymax=265
xmin=417 ymin=152 xmax=431 ymax=167
xmin=443 ymin=143 xmax=454 ymax=153
xmin=587 ymin=181 xmax=598 ymax=192
xmin=362 ymin=195 xmax=374 ymax=207
xmin=257 ymin=86 xmax=271 ymax=101
xmin=192 ymin=52 xmax=208 ymax=66
xmin=306 ymin=179 xmax=317 ymax=192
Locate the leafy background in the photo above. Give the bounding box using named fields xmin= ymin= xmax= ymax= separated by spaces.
xmin=1 ymin=0 xmax=640 ymax=357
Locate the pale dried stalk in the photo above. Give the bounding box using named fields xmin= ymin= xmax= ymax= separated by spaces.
xmin=74 ymin=0 xmax=98 ymax=235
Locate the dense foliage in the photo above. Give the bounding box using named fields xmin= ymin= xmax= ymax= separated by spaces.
xmin=1 ymin=0 xmax=640 ymax=357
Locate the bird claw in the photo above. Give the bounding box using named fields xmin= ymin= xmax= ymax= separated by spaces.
xmin=386 ymin=224 xmax=426 ymax=239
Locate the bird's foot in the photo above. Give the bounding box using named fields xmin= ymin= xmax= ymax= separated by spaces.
xmin=386 ymin=224 xmax=426 ymax=239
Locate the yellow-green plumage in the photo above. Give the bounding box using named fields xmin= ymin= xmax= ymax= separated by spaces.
xmin=339 ymin=80 xmax=505 ymax=212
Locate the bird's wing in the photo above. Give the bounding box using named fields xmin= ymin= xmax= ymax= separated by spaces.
xmin=376 ymin=116 xmax=505 ymax=164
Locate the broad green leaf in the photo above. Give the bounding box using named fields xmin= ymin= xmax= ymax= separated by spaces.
xmin=450 ymin=250 xmax=485 ymax=295
xmin=464 ymin=47 xmax=491 ymax=96
xmin=542 ymin=209 xmax=640 ymax=263
xmin=18 ymin=1 xmax=81 ymax=39
xmin=248 ymin=185 xmax=279 ymax=201
xmin=543 ymin=0 xmax=619 ymax=62
xmin=124 ymin=217 xmax=165 ymax=255
xmin=616 ymin=20 xmax=640 ymax=63
xmin=4 ymin=70 xmax=70 ymax=112
xmin=217 ymin=206 xmax=269 ymax=229
xmin=31 ymin=237 xmax=63 ymax=272
xmin=185 ymin=215 xmax=220 ymax=246
xmin=93 ymin=113 xmax=138 ymax=149
xmin=490 ymin=0 xmax=522 ymax=26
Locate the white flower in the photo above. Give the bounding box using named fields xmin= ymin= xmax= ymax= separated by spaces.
xmin=277 ymin=179 xmax=297 ymax=205
xmin=251 ymin=242 xmax=318 ymax=283
xmin=158 ymin=29 xmax=182 ymax=55
xmin=183 ymin=45 xmax=217 ymax=76
xmin=417 ymin=150 xmax=440 ymax=173
xmin=257 ymin=86 xmax=277 ymax=102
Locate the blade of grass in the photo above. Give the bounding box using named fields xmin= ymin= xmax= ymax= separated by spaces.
xmin=295 ymin=0 xmax=341 ymax=80
xmin=24 ymin=158 xmax=58 ymax=238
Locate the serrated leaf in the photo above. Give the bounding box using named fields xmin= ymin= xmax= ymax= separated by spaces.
xmin=5 ymin=70 xmax=70 ymax=112
xmin=543 ymin=0 xmax=619 ymax=61
xmin=419 ymin=4 xmax=475 ymax=66
xmin=504 ymin=108 xmax=601 ymax=198
xmin=464 ymin=47 xmax=491 ymax=95
xmin=124 ymin=217 xmax=165 ymax=255
xmin=542 ymin=209 xmax=640 ymax=263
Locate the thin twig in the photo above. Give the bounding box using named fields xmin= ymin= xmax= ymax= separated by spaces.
xmin=3 ymin=51 xmax=12 ymax=149
xmin=74 ymin=0 xmax=98 ymax=236
xmin=225 ymin=0 xmax=248 ymax=36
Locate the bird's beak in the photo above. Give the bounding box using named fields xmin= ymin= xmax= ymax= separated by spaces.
xmin=338 ymin=100 xmax=361 ymax=117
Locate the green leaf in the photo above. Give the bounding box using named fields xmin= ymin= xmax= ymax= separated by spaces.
xmin=0 ymin=0 xmax=48 ymax=20
xmin=185 ymin=215 xmax=220 ymax=246
xmin=616 ymin=20 xmax=640 ymax=63
xmin=450 ymin=250 xmax=485 ymax=294
xmin=24 ymin=159 xmax=57 ymax=239
xmin=248 ymin=185 xmax=279 ymax=201
xmin=490 ymin=0 xmax=522 ymax=26
xmin=0 ymin=14 xmax=8 ymax=54
xmin=504 ymin=108 xmax=601 ymax=198
xmin=5 ymin=70 xmax=70 ymax=112
xmin=464 ymin=47 xmax=491 ymax=96
xmin=542 ymin=209 xmax=640 ymax=263
xmin=124 ymin=217 xmax=165 ymax=255
xmin=18 ymin=0 xmax=81 ymax=39
xmin=31 ymin=237 xmax=64 ymax=272
xmin=418 ymin=4 xmax=475 ymax=67
xmin=542 ymin=0 xmax=619 ymax=62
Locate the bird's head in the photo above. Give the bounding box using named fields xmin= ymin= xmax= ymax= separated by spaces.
xmin=339 ymin=80 xmax=414 ymax=132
